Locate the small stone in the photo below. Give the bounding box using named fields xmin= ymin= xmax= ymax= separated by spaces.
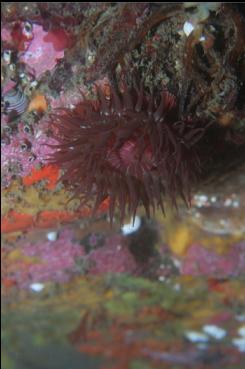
xmin=185 ymin=331 xmax=209 ymax=343
xmin=158 ymin=276 xmax=166 ymax=282
xmin=30 ymin=283 xmax=44 ymax=292
xmin=46 ymin=231 xmax=58 ymax=241
xmin=183 ymin=21 xmax=195 ymax=37
xmin=202 ymin=325 xmax=226 ymax=340
xmin=121 ymin=216 xmax=141 ymax=235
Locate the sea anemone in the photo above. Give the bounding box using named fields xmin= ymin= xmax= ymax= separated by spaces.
xmin=48 ymin=82 xmax=208 ymax=224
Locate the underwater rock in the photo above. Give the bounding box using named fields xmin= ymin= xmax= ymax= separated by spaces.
xmin=19 ymin=24 xmax=71 ymax=79
xmin=189 ymin=164 xmax=245 ymax=235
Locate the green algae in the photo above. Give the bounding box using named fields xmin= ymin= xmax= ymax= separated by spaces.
xmin=2 ymin=275 xmax=245 ymax=369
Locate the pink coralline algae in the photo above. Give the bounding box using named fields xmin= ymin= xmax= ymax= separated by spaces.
xmin=87 ymin=235 xmax=138 ymax=275
xmin=1 ymin=118 xmax=57 ymax=186
xmin=4 ymin=230 xmax=140 ymax=289
xmin=10 ymin=230 xmax=85 ymax=288
xmin=181 ymin=242 xmax=245 ymax=277
xmin=19 ymin=24 xmax=70 ymax=79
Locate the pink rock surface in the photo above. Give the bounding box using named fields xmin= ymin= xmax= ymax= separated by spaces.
xmin=2 ymin=21 xmax=34 ymax=51
xmin=1 ymin=117 xmax=57 ymax=186
xmin=4 ymin=229 xmax=140 ymax=289
xmin=181 ymin=242 xmax=245 ymax=277
xmin=19 ymin=24 xmax=68 ymax=79
xmin=14 ymin=229 xmax=85 ymax=287
xmin=88 ymin=234 xmax=138 ymax=274
xmin=1 ymin=26 xmax=12 ymax=43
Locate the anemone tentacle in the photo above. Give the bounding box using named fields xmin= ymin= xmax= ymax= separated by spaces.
xmin=49 ymin=83 xmax=207 ymax=224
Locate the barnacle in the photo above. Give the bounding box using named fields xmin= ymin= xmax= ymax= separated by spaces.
xmin=2 ymin=87 xmax=29 ymax=117
xmin=49 ymin=82 xmax=208 ymax=224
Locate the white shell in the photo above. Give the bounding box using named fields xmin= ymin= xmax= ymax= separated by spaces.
xmin=46 ymin=231 xmax=58 ymax=241
xmin=121 ymin=216 xmax=141 ymax=235
xmin=30 ymin=283 xmax=45 ymax=292
xmin=202 ymin=325 xmax=226 ymax=340
xmin=185 ymin=331 xmax=209 ymax=343
xmin=183 ymin=21 xmax=195 ymax=36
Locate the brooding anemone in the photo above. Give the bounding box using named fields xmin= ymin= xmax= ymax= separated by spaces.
xmin=49 ymin=82 xmax=207 ymax=224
